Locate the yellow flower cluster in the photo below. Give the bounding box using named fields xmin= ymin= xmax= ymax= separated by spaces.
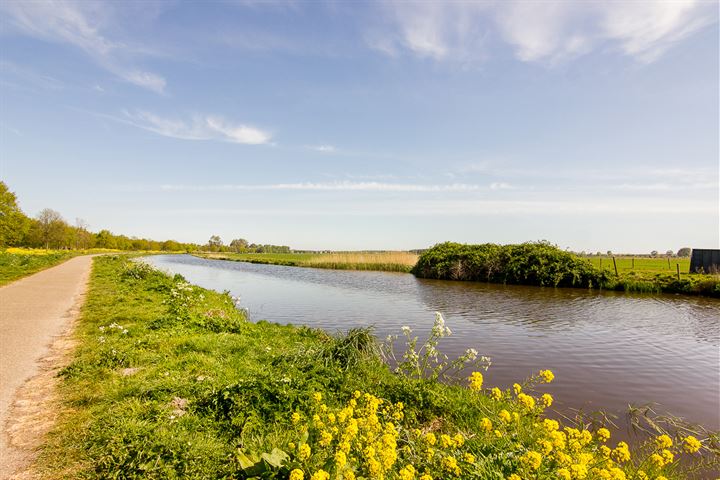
xmin=283 ymin=370 xmax=706 ymax=480
xmin=468 ymin=371 xmax=483 ymax=391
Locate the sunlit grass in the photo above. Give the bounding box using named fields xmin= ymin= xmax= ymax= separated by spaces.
xmin=196 ymin=251 xmax=419 ymax=272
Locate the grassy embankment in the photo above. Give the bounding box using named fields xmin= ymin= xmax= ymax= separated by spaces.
xmin=197 ymin=251 xmax=419 ymax=273
xmin=37 ymin=255 xmax=716 ymax=479
xmin=0 ymin=248 xmax=89 ymax=286
xmin=414 ymin=243 xmax=720 ymax=298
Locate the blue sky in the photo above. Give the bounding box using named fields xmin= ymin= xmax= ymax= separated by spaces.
xmin=1 ymin=1 xmax=718 ymax=252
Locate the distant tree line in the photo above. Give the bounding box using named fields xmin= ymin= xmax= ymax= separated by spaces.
xmin=202 ymin=235 xmax=291 ymax=253
xmin=0 ymin=181 xmax=197 ymax=251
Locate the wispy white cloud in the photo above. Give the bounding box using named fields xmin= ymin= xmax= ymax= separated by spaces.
xmin=0 ymin=0 xmax=167 ymax=93
xmin=153 ymin=196 xmax=716 ymax=217
xmin=370 ymin=1 xmax=717 ymax=64
xmin=159 ymin=181 xmax=486 ymax=192
xmin=308 ymin=144 xmax=337 ymax=153
xmin=120 ymin=110 xmax=271 ymax=145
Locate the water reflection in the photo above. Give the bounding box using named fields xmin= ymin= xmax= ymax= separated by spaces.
xmin=143 ymin=255 xmax=720 ymax=431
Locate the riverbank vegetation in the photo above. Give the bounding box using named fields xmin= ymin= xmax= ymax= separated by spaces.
xmin=196 ymin=251 xmax=418 ymax=273
xmin=413 ymin=242 xmax=720 ymax=298
xmin=36 ymin=256 xmax=717 ymax=479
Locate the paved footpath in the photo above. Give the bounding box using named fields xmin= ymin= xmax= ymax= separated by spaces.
xmin=0 ymin=256 xmax=93 ymax=478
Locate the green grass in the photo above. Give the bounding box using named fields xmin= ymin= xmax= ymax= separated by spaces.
xmin=36 ymin=256 xmax=716 ymax=479
xmin=198 ymin=252 xmax=318 ymax=266
xmin=0 ymin=249 xmax=78 ymax=286
xmin=586 ymin=257 xmax=692 ymax=274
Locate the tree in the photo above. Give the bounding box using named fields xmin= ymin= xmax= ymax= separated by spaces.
xmin=651 ymin=250 xmax=658 ymax=257
xmin=229 ymin=238 xmax=248 ymax=252
xmin=0 ymin=181 xmax=30 ymax=247
xmin=665 ymin=250 xmax=674 ymax=257
xmin=206 ymin=235 xmax=223 ymax=252
xmin=677 ymin=247 xmax=691 ymax=257
xmin=36 ymin=208 xmax=66 ymax=249
xmin=95 ymin=229 xmax=117 ymax=249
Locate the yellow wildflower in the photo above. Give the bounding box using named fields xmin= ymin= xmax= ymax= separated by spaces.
xmin=310 ymin=470 xmax=329 ymax=480
xmin=683 ymin=435 xmax=701 ymax=453
xmin=570 ymin=463 xmax=588 ymax=479
xmin=660 ymin=449 xmax=674 ymax=465
xmin=424 ymin=432 xmax=437 ymax=445
xmin=521 ymin=451 xmax=542 ymax=470
xmin=313 ymin=392 xmax=322 ymax=403
xmin=540 ymin=393 xmax=553 ymax=407
xmin=656 ymin=477 xmax=668 ymax=480
xmin=442 ymin=456 xmax=461 ymax=475
xmin=440 ymin=434 xmax=453 ymax=448
xmin=335 ymin=450 xmax=346 ymax=469
xmin=399 ymin=465 xmax=415 ymax=480
xmin=468 ymin=371 xmax=484 ymax=391
xmin=612 ymin=442 xmax=630 ymax=463
xmin=539 ymin=439 xmax=553 ymax=455
xmin=543 ymin=419 xmax=560 ymax=432
xmin=319 ymin=431 xmax=333 ymax=446
xmin=419 ymin=475 xmax=433 ymax=480
xmin=289 ymin=469 xmax=304 ymax=480
xmin=291 ymin=412 xmax=301 ymax=424
xmin=650 ymin=453 xmax=664 ymax=468
xmin=655 ymin=434 xmax=672 ymax=449
xmin=298 ymin=443 xmax=311 ymax=460
xmin=597 ymin=428 xmax=610 ymax=442
xmin=513 ymin=383 xmax=522 ymax=395
xmin=480 ymin=417 xmax=493 ymax=432
xmin=539 ymin=369 xmax=555 ymax=383
xmin=609 ymin=467 xmax=626 ymax=480
xmin=517 ymin=393 xmax=536 ymax=410
xmin=491 ymin=387 xmax=503 ymax=400
xmin=463 ymin=453 xmax=475 ymax=463
xmin=600 ymin=445 xmax=611 ymax=457
xmin=557 ymin=468 xmax=571 ymax=480
xmin=508 ymin=475 xmax=521 ymax=480
xmin=453 ymin=433 xmax=464 ymax=447
xmin=499 ymin=409 xmax=512 ymax=423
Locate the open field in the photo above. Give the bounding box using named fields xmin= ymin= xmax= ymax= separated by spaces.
xmin=585 ymin=257 xmax=692 ymax=274
xmin=33 ymin=256 xmax=717 ymax=479
xmin=196 ymin=251 xmax=418 ymax=273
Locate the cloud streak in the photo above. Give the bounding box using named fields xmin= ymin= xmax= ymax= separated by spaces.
xmin=120 ymin=111 xmax=271 ymax=145
xmin=371 ymin=1 xmax=717 ymax=64
xmin=160 ymin=181 xmax=486 ymax=192
xmin=0 ymin=0 xmax=167 ymax=93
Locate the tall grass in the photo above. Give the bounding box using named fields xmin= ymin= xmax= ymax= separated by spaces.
xmin=305 ymin=251 xmax=418 ymax=272
xmin=197 ymin=251 xmax=418 ymax=273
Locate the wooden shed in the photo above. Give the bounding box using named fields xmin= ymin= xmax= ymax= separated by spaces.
xmin=689 ymin=248 xmax=720 ymax=274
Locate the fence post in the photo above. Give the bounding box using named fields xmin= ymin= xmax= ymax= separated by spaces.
xmin=599 ymin=258 xmax=602 ymax=269
xmin=667 ymin=257 xmax=671 ymax=269
xmin=676 ymin=263 xmax=680 ymax=281
xmin=612 ymin=256 xmax=618 ymax=277
xmin=632 ymin=257 xmax=634 ymax=269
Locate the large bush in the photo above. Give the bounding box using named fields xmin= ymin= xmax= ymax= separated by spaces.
xmin=412 ymin=242 xmax=607 ymax=288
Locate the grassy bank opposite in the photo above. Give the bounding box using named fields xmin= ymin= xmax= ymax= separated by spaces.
xmin=413 ymin=243 xmax=720 ymax=298
xmin=196 ymin=251 xmax=418 ymax=273
xmin=0 ymin=248 xmax=83 ymax=286
xmin=37 ymin=256 xmax=716 ymax=479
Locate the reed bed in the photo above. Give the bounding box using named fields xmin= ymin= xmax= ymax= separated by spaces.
xmin=304 ymin=251 xmax=418 ymax=272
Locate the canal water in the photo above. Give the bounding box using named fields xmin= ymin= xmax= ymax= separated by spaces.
xmin=143 ymin=254 xmax=720 ymax=432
